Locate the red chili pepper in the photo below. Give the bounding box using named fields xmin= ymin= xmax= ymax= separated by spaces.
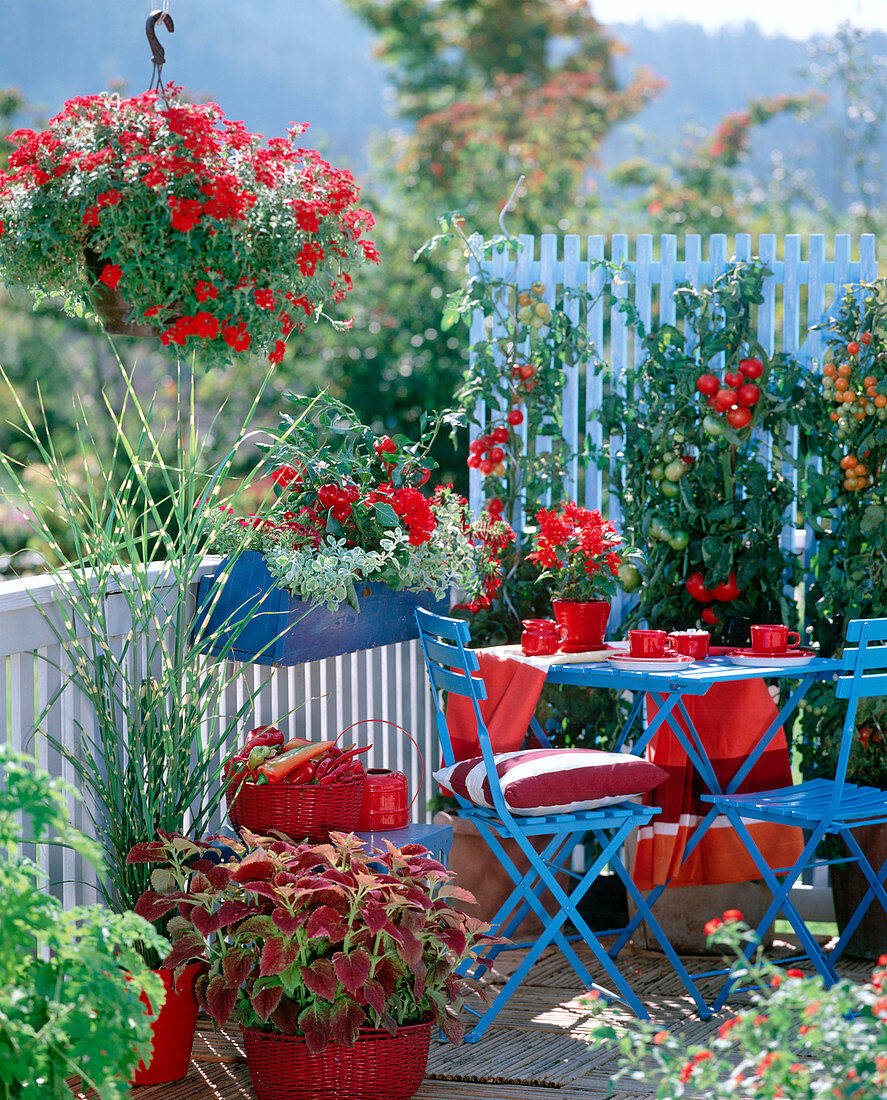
xmin=257 ymin=740 xmax=337 ymax=784
xmin=243 ymin=725 xmax=285 ymax=752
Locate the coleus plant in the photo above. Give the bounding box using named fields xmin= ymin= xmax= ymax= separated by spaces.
xmin=128 ymin=830 xmax=492 ymax=1050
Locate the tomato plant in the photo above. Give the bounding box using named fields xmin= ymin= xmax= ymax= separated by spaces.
xmin=590 ymin=259 xmax=805 ymax=644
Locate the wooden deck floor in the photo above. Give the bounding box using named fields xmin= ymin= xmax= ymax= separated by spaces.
xmin=88 ymin=936 xmax=869 ymax=1100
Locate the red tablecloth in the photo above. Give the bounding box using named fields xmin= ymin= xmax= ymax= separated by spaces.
xmin=631 ymin=678 xmax=805 ymax=890
xmin=444 ymin=650 xmax=547 ymax=762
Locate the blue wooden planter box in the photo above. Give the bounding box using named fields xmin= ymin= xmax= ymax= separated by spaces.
xmin=195 ymin=551 xmax=450 ymax=666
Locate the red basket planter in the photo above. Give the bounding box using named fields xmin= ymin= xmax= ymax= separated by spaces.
xmin=226 ymin=774 xmax=367 ymax=842
xmin=241 ymin=1019 xmax=432 ymax=1100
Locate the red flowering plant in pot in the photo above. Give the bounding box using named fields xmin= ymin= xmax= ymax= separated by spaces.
xmin=129 ymin=829 xmax=492 ymax=1100
xmin=208 ymin=392 xmax=513 ymax=612
xmin=0 ymin=88 xmax=377 ymax=368
xmin=527 ymin=502 xmax=638 ymax=650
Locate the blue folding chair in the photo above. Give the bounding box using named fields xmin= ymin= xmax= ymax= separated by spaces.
xmin=414 ymin=608 xmax=710 ymax=1042
xmin=703 ymin=617 xmax=887 ymax=1012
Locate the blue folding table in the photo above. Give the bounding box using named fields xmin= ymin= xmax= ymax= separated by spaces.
xmin=544 ymin=652 xmax=842 ymax=1008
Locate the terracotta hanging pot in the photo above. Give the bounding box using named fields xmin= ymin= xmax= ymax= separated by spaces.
xmin=551 ymin=599 xmax=611 ymax=652
xmin=84 ymin=248 xmax=156 ymax=336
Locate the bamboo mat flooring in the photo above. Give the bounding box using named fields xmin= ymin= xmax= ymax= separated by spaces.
xmin=69 ymin=935 xmax=872 ymax=1100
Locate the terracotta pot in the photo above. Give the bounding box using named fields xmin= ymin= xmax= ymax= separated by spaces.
xmin=831 ymin=821 xmax=887 ymax=959
xmin=130 ymin=961 xmax=205 ymax=1086
xmin=433 ymin=811 xmax=570 ymax=937
xmin=551 ymin=599 xmax=610 ymax=652
xmin=626 ymin=880 xmax=776 ymax=955
xmin=84 ymin=248 xmax=156 ymax=336
xmin=242 ymin=1018 xmax=432 ymax=1100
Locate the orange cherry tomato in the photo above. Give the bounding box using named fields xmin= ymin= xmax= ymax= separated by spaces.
xmin=837 ymin=362 xmax=852 ymax=377
xmin=840 ymin=455 xmax=858 ymax=470
xmin=875 ymin=395 xmax=887 ymax=408
xmin=823 ymin=362 xmax=837 ymax=377
xmin=835 ymin=377 xmax=849 ymax=391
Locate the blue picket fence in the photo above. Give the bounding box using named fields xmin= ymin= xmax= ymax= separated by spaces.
xmin=467 ymin=232 xmax=879 ymax=625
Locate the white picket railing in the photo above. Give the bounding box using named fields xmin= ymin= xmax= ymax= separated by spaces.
xmin=467 ymin=231 xmax=878 ymax=630
xmin=0 ymin=564 xmax=438 ymax=909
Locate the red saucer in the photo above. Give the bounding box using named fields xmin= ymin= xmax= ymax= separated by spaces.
xmin=730 ymin=647 xmax=816 ymax=659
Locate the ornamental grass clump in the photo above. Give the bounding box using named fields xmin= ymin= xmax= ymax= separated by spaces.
xmin=586 ymin=912 xmax=887 ymax=1099
xmin=129 ymin=829 xmax=492 ymax=1050
xmin=209 ymin=392 xmax=513 ymax=611
xmin=0 ymin=88 xmax=377 ymax=369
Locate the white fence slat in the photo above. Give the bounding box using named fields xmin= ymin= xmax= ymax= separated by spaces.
xmin=562 ymin=233 xmax=581 ymax=499
xmin=585 ymin=235 xmax=607 ymax=511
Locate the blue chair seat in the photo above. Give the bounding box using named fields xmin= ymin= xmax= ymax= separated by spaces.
xmin=414 ymin=608 xmax=711 ymax=1042
xmin=702 ymin=616 xmax=887 ymax=1013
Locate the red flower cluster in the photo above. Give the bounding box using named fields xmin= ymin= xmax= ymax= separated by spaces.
xmin=0 ymin=88 xmax=377 ymax=371
xmin=528 ymin=501 xmax=626 ymax=601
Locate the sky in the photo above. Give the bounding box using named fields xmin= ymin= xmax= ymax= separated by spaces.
xmin=592 ymin=0 xmax=887 ymax=39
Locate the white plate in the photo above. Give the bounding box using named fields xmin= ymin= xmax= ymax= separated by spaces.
xmin=483 ymin=643 xmax=627 ymax=664
xmin=606 ymin=654 xmax=695 ymax=672
xmin=726 ymin=653 xmax=817 ymax=668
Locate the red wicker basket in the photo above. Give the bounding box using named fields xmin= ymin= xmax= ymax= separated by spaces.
xmin=226 ymin=773 xmax=366 ymax=842
xmin=241 ymin=1019 xmax=432 ymax=1100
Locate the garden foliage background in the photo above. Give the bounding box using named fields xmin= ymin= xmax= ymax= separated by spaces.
xmin=1 ymin=5 xmax=886 ymax=781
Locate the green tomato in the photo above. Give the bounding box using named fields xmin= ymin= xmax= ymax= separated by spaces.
xmin=657 ymin=526 xmax=674 ymax=542
xmin=668 ymin=531 xmax=690 ymax=551
xmin=664 ymin=459 xmax=686 ymax=483
xmin=617 ymin=563 xmax=642 ymax=592
xmin=518 ymin=305 xmax=534 ymax=324
xmin=703 ymin=414 xmax=724 ymax=438
xmin=661 ymin=481 xmax=679 ymax=499
xmin=650 ymin=463 xmax=665 ymax=481
xmin=649 ymin=518 xmax=664 ymax=538
xmin=673 ymin=430 xmax=685 ymax=443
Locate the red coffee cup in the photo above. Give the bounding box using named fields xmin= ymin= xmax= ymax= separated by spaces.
xmin=668 ymin=630 xmax=710 ymax=660
xmin=750 ymin=624 xmax=801 ymax=654
xmin=629 ymin=629 xmax=675 ymax=658
xmin=521 ymin=618 xmax=567 ymax=657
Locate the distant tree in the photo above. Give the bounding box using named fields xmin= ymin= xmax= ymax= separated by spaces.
xmin=609 ymin=92 xmax=825 ymax=239
xmin=288 ymin=0 xmax=661 ymax=482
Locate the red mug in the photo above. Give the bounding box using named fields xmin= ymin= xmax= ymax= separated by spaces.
xmin=521 ymin=618 xmax=567 ymax=656
xmin=750 ymin=624 xmax=801 ymax=654
xmin=629 ymin=629 xmax=675 ymax=658
xmin=668 ymin=630 xmax=710 ymax=660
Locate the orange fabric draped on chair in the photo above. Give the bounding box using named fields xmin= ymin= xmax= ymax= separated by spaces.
xmin=631 ymin=679 xmax=805 ymax=890
xmin=443 ymin=650 xmax=547 ymax=761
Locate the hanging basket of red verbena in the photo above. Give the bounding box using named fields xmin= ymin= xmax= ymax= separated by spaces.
xmin=0 ymin=87 xmax=378 ymax=370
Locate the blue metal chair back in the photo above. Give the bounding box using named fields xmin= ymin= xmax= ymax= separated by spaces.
xmin=831 ymin=617 xmax=887 ymax=817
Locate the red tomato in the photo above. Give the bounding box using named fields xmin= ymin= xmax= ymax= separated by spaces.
xmin=727 ymin=406 xmax=752 ymax=429
xmin=736 ymin=383 xmax=761 ymax=407
xmin=696 ymin=373 xmax=720 ymax=396
xmin=701 ymin=606 xmax=720 ymax=625
xmin=860 ymin=331 xmax=873 ymax=345
xmin=724 ymin=370 xmax=744 ymax=389
xmin=487 ymin=497 xmax=504 ymax=515
xmin=711 ymin=571 xmax=740 ymax=601
xmin=466 ymin=454 xmax=481 ymax=469
xmin=847 ymin=341 xmax=861 ymax=356
xmin=739 ymin=357 xmax=764 ymax=379
xmin=488 ymin=446 xmax=505 ymax=463
xmin=507 ymin=409 xmax=524 ymax=425
xmin=686 ymin=571 xmax=714 ymax=603
xmin=715 ymin=388 xmax=738 ymax=411
xmin=681 ymin=455 xmax=695 ymax=466
xmin=469 ymin=438 xmax=486 ymax=455
xmin=518 ymin=364 xmax=536 ymax=380
xmin=479 ymin=459 xmax=495 ymax=475
xmin=491 ymin=426 xmax=510 ymax=444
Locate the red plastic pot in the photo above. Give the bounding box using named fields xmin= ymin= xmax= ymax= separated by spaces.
xmin=130 ymin=961 xmax=205 ymax=1086
xmin=551 ymin=599 xmax=611 ymax=652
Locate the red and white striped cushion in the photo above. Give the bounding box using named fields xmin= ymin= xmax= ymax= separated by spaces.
xmin=433 ymin=748 xmax=666 ymax=817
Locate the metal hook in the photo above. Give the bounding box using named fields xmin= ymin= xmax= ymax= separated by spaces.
xmin=146 ymin=10 xmax=174 ymax=69
xmin=498 ymin=175 xmax=525 ymax=241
